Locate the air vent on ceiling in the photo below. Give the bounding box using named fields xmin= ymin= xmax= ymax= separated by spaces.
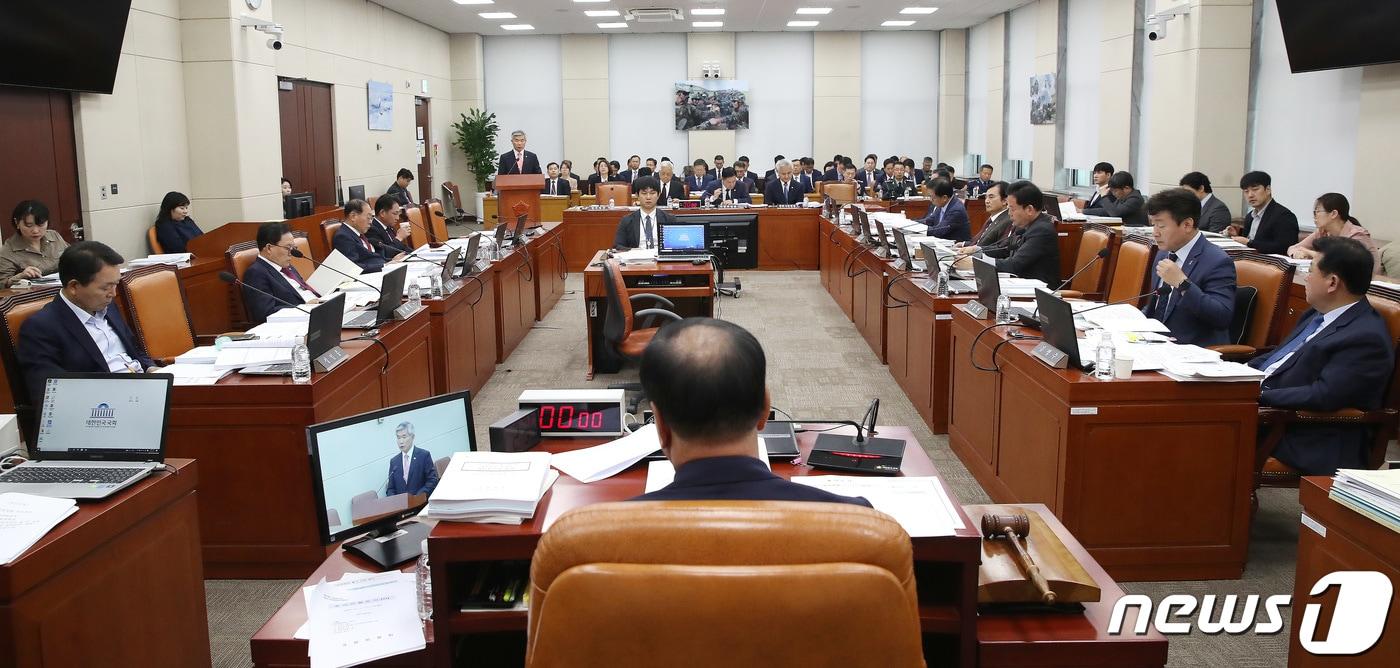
xmin=627 ymin=8 xmax=684 ymax=23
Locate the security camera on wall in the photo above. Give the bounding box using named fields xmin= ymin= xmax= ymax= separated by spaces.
xmin=238 ymin=14 xmax=285 ymax=50
xmin=1145 ymin=3 xmax=1190 ymax=42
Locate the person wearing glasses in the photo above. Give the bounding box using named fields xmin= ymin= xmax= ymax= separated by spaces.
xmin=242 ymin=222 xmax=320 ymax=325
xmin=0 ymin=200 xmax=69 ymax=287
xmin=1288 ymin=193 xmax=1379 ymax=265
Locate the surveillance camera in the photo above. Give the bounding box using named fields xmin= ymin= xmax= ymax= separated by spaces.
xmin=1146 ymin=16 xmax=1165 ymax=41
xmin=267 ymin=38 xmax=282 ymax=50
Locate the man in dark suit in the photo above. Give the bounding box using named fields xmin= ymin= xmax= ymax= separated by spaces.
xmin=613 ymin=177 xmax=677 ymax=250
xmin=652 ymin=162 xmax=685 ymax=206
xmin=334 ymin=199 xmax=393 ymax=272
xmin=631 ymin=318 xmax=871 ymax=506
xmin=368 ymin=197 xmax=412 ymax=258
xmin=973 ymin=182 xmax=1014 ymax=247
xmin=618 ymin=155 xmax=643 ymax=184
xmin=686 ymin=160 xmax=714 ymax=193
xmin=761 ymin=154 xmax=785 ymax=182
xmin=1072 ymin=161 xmax=1116 ymax=211
xmin=823 ymin=154 xmax=842 ymax=182
xmin=18 ymin=241 xmax=157 ymax=403
xmin=733 ymin=161 xmax=757 ymax=190
xmin=383 ymin=168 xmax=417 ymax=206
xmin=966 ymin=164 xmax=997 ymax=195
xmin=920 ymin=179 xmax=971 ymax=242
xmin=701 ymin=168 xmax=752 ymax=205
xmin=1141 ymin=188 xmax=1236 ymax=346
xmin=1249 ymin=237 xmax=1394 ymax=474
xmin=1179 ymin=171 xmax=1232 ymax=233
xmin=1083 ymin=171 xmax=1148 ymax=226
xmin=495 ymin=130 xmax=542 ymax=176
xmin=242 ymin=222 xmax=319 ymax=325
xmin=542 ymin=162 xmax=572 ymax=197
xmin=1232 ymin=171 xmax=1299 ymax=256
xmin=763 ymin=160 xmax=807 ymax=206
xmin=959 ymin=181 xmax=1060 ymax=286
xmin=385 ymin=421 xmax=440 ymax=496
xmin=856 ymin=154 xmax=885 ymax=195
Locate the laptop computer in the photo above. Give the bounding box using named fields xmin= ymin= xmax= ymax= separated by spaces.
xmin=508 ymin=214 xmax=529 ymax=247
xmin=759 ymin=421 xmax=800 ymax=458
xmin=870 ymin=216 xmax=892 ymax=258
xmin=344 ymin=265 xmax=408 ymax=329
xmin=458 ymin=233 xmax=483 ymax=275
xmin=440 ymin=247 xmax=462 ymax=283
xmin=917 ymin=241 xmax=977 ymax=294
xmin=891 ymin=228 xmax=924 ymax=272
xmin=657 ymin=223 xmax=709 ymax=262
xmin=242 ymin=293 xmax=348 ymax=375
xmin=1035 ymin=288 xmax=1089 ymax=370
xmin=0 ymin=373 xmax=172 ymax=500
xmin=971 ymin=255 xmax=1036 ymax=321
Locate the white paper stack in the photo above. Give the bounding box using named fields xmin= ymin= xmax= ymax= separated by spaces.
xmin=789 ymin=476 xmax=965 ymax=537
xmin=1058 ymin=202 xmax=1085 ymax=221
xmin=425 ymin=451 xmax=557 ymax=524
xmin=214 ymin=346 xmax=294 ymax=368
xmin=550 ymin=424 xmax=663 ymax=483
xmin=1330 ymin=469 xmax=1400 ymax=533
xmin=174 ymin=345 xmax=219 ymax=365
xmin=128 ymin=252 xmax=194 ymax=267
xmin=305 ymin=571 xmax=424 ymax=668
xmin=1158 ymin=359 xmax=1265 ymax=382
xmin=613 ymin=248 xmax=659 ymax=264
xmin=0 ymin=492 xmax=78 ymax=564
xmin=1074 ymin=302 xmax=1169 ymax=332
xmin=998 ymin=277 xmax=1048 ymax=298
xmin=159 ymin=363 xmax=237 ymax=386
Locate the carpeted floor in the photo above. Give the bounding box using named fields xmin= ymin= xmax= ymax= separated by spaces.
xmin=208 ymin=269 xmax=1310 ymax=668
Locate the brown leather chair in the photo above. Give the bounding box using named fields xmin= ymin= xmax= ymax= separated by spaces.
xmin=441 ymin=181 xmax=469 ymax=222
xmin=0 ymin=288 xmax=60 ymax=443
xmin=595 ymin=182 xmax=630 ymax=207
xmin=119 ymin=264 xmax=196 ymax=364
xmin=1057 ymin=223 xmax=1118 ymax=301
xmin=601 ymin=258 xmax=681 ymax=361
xmin=225 ymin=244 xmax=261 ymax=323
xmin=349 ymin=490 xmax=378 ymax=521
xmin=526 ymin=501 xmax=925 ymax=668
xmin=1210 ymin=253 xmax=1293 ymax=361
xmin=424 ymin=200 xmax=448 ymax=242
xmin=321 ymin=220 xmax=342 ymax=252
xmin=367 ymin=195 xmax=378 ymax=209
xmin=824 ymin=182 xmax=856 ymax=204
xmin=290 ymin=234 xmax=315 ymax=277
xmin=147 ymin=226 xmax=165 ymax=255
xmin=1105 ymin=235 xmax=1157 ymax=307
xmin=404 ymin=205 xmax=427 ymax=250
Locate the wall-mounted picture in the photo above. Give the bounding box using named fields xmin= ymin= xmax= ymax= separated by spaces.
xmin=675 ymin=80 xmax=749 ymax=131
xmin=1030 ymin=73 xmax=1056 ymax=125
xmin=368 ymin=80 xmax=393 ymax=131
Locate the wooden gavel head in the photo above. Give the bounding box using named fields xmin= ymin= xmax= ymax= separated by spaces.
xmin=981 ymin=513 xmax=1031 ymax=540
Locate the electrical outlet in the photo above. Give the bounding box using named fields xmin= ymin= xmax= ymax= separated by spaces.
xmin=100 ymin=185 xmax=107 ymax=200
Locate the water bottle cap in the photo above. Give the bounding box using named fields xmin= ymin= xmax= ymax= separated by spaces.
xmin=420 ymin=539 xmax=429 ymax=552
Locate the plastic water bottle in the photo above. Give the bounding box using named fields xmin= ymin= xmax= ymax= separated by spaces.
xmin=416 ymin=539 xmax=433 ymax=621
xmin=430 ymin=273 xmax=444 ymax=298
xmin=1094 ymin=334 xmax=1116 ymax=380
xmin=291 ymin=338 xmax=311 ymax=384
xmin=407 ymin=283 xmax=422 ymax=310
xmin=608 ymin=197 xmax=616 ymax=209
xmin=936 ymin=271 xmax=950 ymax=297
xmin=995 ymin=294 xmax=1012 ymax=324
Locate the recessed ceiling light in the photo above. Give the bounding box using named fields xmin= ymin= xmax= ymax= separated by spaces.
xmin=881 ymin=20 xmax=916 ymax=26
xmin=501 ymin=24 xmax=535 ymax=30
xmin=691 ymin=8 xmax=725 ymax=16
xmin=479 ymin=12 xmax=515 ymax=19
xmin=795 ymin=7 xmax=833 ymax=15
xmin=692 ymin=21 xmax=723 ymax=28
xmin=788 ymin=20 xmax=820 ymax=27
xmin=584 ymin=9 xmax=619 ymax=17
xmin=900 ymin=7 xmax=939 ymax=14
xmin=451 ymin=0 xmax=493 ymax=5
xmin=572 ymin=0 xmax=609 ymax=3
xmin=597 ymin=22 xmax=627 ymax=28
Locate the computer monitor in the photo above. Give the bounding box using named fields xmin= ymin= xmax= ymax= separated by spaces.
xmin=659 ymin=223 xmax=706 ymax=255
xmin=440 ymin=247 xmax=461 ymax=283
xmin=372 ymin=265 xmax=408 ymax=325
xmin=35 ymin=374 xmax=172 ymax=461
xmin=348 ymin=184 xmax=365 ymax=202
xmin=286 ymin=192 xmax=314 ymax=218
xmin=971 ymin=255 xmax=1001 ymax=312
xmin=306 ymin=292 xmax=346 ymax=361
xmin=871 ymin=216 xmax=891 ymax=254
xmin=308 ymin=390 xmax=476 ymax=567
xmin=1034 ymin=288 xmax=1083 ymax=370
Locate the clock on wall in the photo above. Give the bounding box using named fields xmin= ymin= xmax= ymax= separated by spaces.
xmin=245 ymin=0 xmax=263 ymax=10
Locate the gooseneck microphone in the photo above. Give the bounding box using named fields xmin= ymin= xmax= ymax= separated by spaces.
xmin=1053 ymin=247 xmax=1112 ymax=292
xmin=218 ymin=271 xmax=311 ymax=313
xmin=289 ymin=248 xmax=382 ymax=295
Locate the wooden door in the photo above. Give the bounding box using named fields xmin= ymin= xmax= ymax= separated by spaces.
xmin=415 ymin=97 xmax=432 ymax=202
xmin=0 ymin=87 xmax=81 ymax=241
xmin=278 ymin=80 xmax=336 ymax=207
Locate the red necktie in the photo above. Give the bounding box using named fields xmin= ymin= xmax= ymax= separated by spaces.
xmin=282 ymin=266 xmax=320 ymax=297
xmin=516 ymin=153 xmax=523 ymax=172
xmin=360 ymin=233 xmax=373 ymax=253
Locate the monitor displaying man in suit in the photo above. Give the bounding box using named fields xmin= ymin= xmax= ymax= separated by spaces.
xmin=369 ymin=197 xmax=412 ymax=258
xmin=613 ymin=177 xmax=675 ymax=250
xmin=335 ymin=199 xmax=395 ymax=272
xmin=1141 ymin=188 xmax=1236 ymax=346
xmin=1072 ymin=161 xmax=1116 ymax=211
xmin=242 ymin=222 xmax=320 ymax=325
xmin=702 ymin=167 xmax=752 ymax=206
xmin=1249 ymin=236 xmax=1394 ymax=475
xmin=383 ymin=168 xmax=416 ymax=206
xmin=542 ymin=162 xmax=571 ymax=197
xmin=920 ymin=179 xmax=971 ymax=242
xmin=956 ymin=181 xmax=1061 ymax=287
xmin=630 ymin=318 xmax=871 ymax=506
xmin=1083 ymin=171 xmax=1148 ymax=226
xmin=385 ymin=421 xmax=440 ymax=497
xmin=1179 ymin=171 xmax=1232 ymax=233
xmin=18 ymin=241 xmax=158 ymax=403
xmin=496 ymin=129 xmax=542 ymax=176
xmin=763 ymin=159 xmax=807 ymax=206
xmin=1231 ymin=170 xmax=1300 ymax=256
xmin=652 ymin=162 xmax=685 ymax=205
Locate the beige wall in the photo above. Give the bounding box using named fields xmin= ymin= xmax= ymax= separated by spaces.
xmin=813 ymin=32 xmax=861 ymax=166
xmin=985 ymin=17 xmax=1006 ymax=173
xmin=446 ymin=34 xmax=484 ymax=211
xmin=561 ymin=35 xmax=610 ymax=168
xmin=686 ymin=32 xmax=736 ymax=166
xmin=1097 ymin=0 xmax=1136 ymax=171
xmin=1353 ymin=63 xmax=1400 ymax=241
xmin=1030 ymin=0 xmax=1060 ymax=187
xmin=938 ymin=30 xmax=967 ymax=167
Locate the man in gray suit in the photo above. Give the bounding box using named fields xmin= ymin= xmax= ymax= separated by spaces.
xmin=1084 ymin=171 xmax=1148 ymax=226
xmin=1179 ymin=171 xmax=1232 ymax=233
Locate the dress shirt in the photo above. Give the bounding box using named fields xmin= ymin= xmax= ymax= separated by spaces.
xmin=546 ymin=178 xmax=561 ymax=196
xmin=59 ymin=292 xmax=140 ymax=373
xmin=1247 ymin=201 xmax=1270 ymax=241
xmin=514 ymin=151 xmax=525 ymax=171
xmin=636 ymin=208 xmax=658 ymax=249
xmin=1263 ymin=301 xmax=1357 ymax=376
xmin=259 ymin=256 xmax=317 ymax=301
xmin=0 ymin=230 xmax=68 ymax=288
xmin=1201 ymin=192 xmax=1215 ymax=209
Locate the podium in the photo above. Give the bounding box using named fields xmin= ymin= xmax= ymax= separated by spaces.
xmin=495 ymin=174 xmax=545 ymax=226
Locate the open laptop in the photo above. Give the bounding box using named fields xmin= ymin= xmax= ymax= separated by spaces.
xmin=440 ymin=247 xmax=462 ymax=283
xmin=971 ymin=255 xmax=1036 ymax=321
xmin=457 ymin=233 xmax=483 ymax=275
xmin=870 ymin=216 xmax=892 ymax=258
xmin=1035 ymin=288 xmax=1089 ymax=370
xmin=891 ymin=228 xmax=924 ymax=272
xmin=657 ymin=223 xmax=710 ymax=262
xmin=0 ymin=374 xmax=172 ymax=500
xmin=344 ymin=265 xmax=408 ymax=329
xmin=242 ymin=293 xmax=348 ymax=375
xmin=507 ymin=213 xmax=529 ymax=247
xmin=916 ymin=241 xmax=977 ymax=293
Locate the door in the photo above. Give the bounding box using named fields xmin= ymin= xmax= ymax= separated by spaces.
xmin=415 ymin=97 xmax=432 ymax=202
xmin=278 ymin=79 xmax=336 ymax=207
xmin=0 ymin=87 xmax=81 ymax=241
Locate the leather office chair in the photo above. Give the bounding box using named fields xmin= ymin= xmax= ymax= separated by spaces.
xmin=0 ymin=288 xmax=60 ymax=444
xmin=424 ymin=200 xmax=448 ymax=242
xmin=147 ymin=226 xmax=165 ymax=255
xmin=441 ymin=181 xmax=469 ymax=223
xmin=595 ymin=183 xmax=630 ymax=207
xmin=1057 ymin=223 xmax=1118 ymax=301
xmin=435 ymin=457 xmax=449 ymax=479
xmin=602 ymin=258 xmax=682 ymax=363
xmin=225 ymin=244 xmax=262 ymax=323
xmin=1105 ymin=236 xmax=1157 ymax=307
xmin=119 ymin=264 xmax=196 ymax=364
xmin=1210 ymin=253 xmax=1293 ymax=361
xmin=824 ymin=182 xmax=856 ymax=204
xmin=326 ymin=508 xmax=342 ymax=531
xmin=526 ymin=501 xmax=926 ymax=668
xmin=321 ymin=220 xmax=342 ymax=252
xmin=290 ymin=234 xmax=315 ymax=277
xmin=367 ymin=195 xmax=378 ymax=209
xmin=404 ymin=205 xmax=428 ymax=250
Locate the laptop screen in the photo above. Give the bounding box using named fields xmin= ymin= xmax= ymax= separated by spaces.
xmin=972 ymin=256 xmax=1001 ymax=312
xmin=660 ymin=224 xmax=706 ymax=253
xmin=35 ymin=374 xmax=171 ymax=461
xmin=376 ymin=265 xmax=408 ymax=321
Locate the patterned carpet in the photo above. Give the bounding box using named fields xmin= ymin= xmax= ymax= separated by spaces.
xmin=207 ymin=270 xmax=1307 ymax=668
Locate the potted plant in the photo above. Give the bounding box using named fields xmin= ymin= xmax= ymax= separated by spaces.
xmin=451 ymin=108 xmax=499 ymax=192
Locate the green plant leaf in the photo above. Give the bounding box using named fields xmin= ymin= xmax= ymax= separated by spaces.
xmin=450 ymin=108 xmax=500 ymax=193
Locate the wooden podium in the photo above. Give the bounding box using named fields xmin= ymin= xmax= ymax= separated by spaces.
xmin=495 ymin=173 xmax=545 ymax=226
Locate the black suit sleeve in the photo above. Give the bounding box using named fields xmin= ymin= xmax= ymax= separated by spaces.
xmin=995 ymin=224 xmax=1057 ymax=278
xmin=242 ymin=265 xmax=282 ymax=325
xmin=1248 ymin=207 xmax=1300 ymax=256
xmin=613 ymin=214 xmax=636 ymax=249
xmin=17 ymin=312 xmax=68 ymax=404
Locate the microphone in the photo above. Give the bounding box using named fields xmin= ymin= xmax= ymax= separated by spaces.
xmin=218 ymin=271 xmax=312 ymax=314
xmin=289 ymin=248 xmax=382 ymax=295
xmin=1073 ymin=285 xmax=1172 ymax=316
xmin=1053 ymin=247 xmax=1111 ymax=292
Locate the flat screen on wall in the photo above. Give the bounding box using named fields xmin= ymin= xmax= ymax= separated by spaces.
xmin=674 ymin=80 xmax=749 ymax=131
xmin=1275 ymin=0 xmax=1400 ymax=73
xmin=0 ymin=1 xmax=133 ymax=94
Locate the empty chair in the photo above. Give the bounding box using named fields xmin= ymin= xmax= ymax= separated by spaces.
xmin=594 ymin=182 xmax=630 ymax=208
xmin=349 ymin=490 xmax=379 ymax=523
xmin=1105 ymin=235 xmax=1157 ymax=307
xmin=0 ymin=288 xmax=60 ymax=442
xmin=823 ymin=182 xmax=856 ymax=204
xmin=118 ymin=264 xmax=196 ymax=364
xmin=1057 ymin=223 xmax=1118 ymax=300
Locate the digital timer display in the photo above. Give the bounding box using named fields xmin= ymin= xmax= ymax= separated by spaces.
xmin=525 ymin=402 xmax=622 ymax=435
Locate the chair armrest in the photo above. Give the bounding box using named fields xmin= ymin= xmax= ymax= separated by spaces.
xmin=157 ymin=356 xmax=178 ymax=366
xmin=633 ymin=308 xmax=683 ymax=322
xmin=1208 ymin=344 xmax=1258 ymax=362
xmin=1056 ymin=289 xmax=1085 ymax=300
xmin=629 ymin=293 xmax=676 ymax=310
xmin=1259 ymin=407 xmax=1398 ymax=425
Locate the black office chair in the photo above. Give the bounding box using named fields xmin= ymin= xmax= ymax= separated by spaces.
xmin=601 ymin=258 xmax=683 ymax=412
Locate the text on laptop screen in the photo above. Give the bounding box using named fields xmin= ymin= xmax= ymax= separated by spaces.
xmin=661 ymin=224 xmax=706 ymax=252
xmin=36 ymin=376 xmax=169 ymax=456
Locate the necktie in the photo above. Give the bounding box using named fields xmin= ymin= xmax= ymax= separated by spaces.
xmin=1260 ymin=316 xmax=1325 ymax=372
xmin=643 ymin=215 xmax=654 ymax=249
xmin=403 ymin=453 xmax=411 ymax=482
xmin=723 ymin=189 xmax=730 ymax=202
xmin=1153 ymin=253 xmax=1180 ymax=320
xmin=550 ymin=180 xmax=556 ymax=195
xmin=782 ymin=182 xmax=788 ymax=201
xmin=360 ymin=233 xmax=373 ymax=253
xmin=516 ymin=153 xmax=523 ymax=172
xmin=282 ymin=266 xmax=320 ymax=297
xmin=935 ymin=206 xmax=944 ymax=224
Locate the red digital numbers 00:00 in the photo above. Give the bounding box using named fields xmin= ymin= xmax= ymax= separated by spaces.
xmin=537 ymin=405 xmax=605 ymax=430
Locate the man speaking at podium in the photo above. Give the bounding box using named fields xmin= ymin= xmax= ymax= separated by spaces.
xmin=496 ymin=130 xmax=541 ymax=175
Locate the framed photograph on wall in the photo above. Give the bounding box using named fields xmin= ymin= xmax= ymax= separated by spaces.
xmin=675 ymin=80 xmax=749 ymax=131
xmin=1030 ymin=73 xmax=1056 ymax=125
xmin=367 ymin=80 xmax=393 ymax=131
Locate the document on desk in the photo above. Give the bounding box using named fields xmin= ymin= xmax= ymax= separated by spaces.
xmin=214 ymin=346 xmax=293 ymax=368
xmin=306 ymin=571 xmax=424 ymax=668
xmin=612 ymin=248 xmax=659 ymax=264
xmin=551 ymin=424 xmax=662 ymax=483
xmin=306 ymin=250 xmax=365 ymax=297
xmin=1058 ymin=202 xmax=1085 ymax=221
xmin=789 ymin=476 xmax=964 ymax=537
xmin=127 ymin=252 xmax=194 ymax=267
xmin=246 ymin=320 xmax=309 ymax=338
xmin=160 ymin=363 xmax=236 ymax=386
xmin=1158 ymin=360 xmax=1265 ymax=382
xmin=174 ymin=345 xmax=219 ymax=365
xmin=0 ymin=492 xmax=78 ymax=564
xmin=998 ymin=278 xmax=1047 ymax=297
xmin=426 ymin=451 xmax=556 ymax=523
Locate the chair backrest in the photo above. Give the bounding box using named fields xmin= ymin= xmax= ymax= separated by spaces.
xmin=1233 ymin=253 xmax=1295 ymax=349
xmin=1365 ymin=286 xmax=1400 ymax=410
xmin=405 ymin=205 xmax=427 ymax=249
xmin=601 ymin=259 xmax=634 ymax=346
xmin=1106 ymin=236 xmax=1157 ymax=306
xmin=824 ymin=182 xmax=856 ymax=204
xmin=1069 ymin=223 xmax=1118 ymax=295
xmin=119 ymin=264 xmax=195 ymax=360
xmin=595 ymin=183 xmax=630 ymax=207
xmin=321 ymin=220 xmax=342 ymax=251
xmin=442 ymin=181 xmax=466 ymax=214
xmin=0 ymin=288 xmax=60 ymax=437
xmin=367 ymin=194 xmax=378 ymax=209
xmin=225 ymin=244 xmax=261 ymax=322
xmin=527 ymin=501 xmax=925 ymax=668
xmin=1227 ymin=286 xmax=1258 ymax=345
xmin=425 ymin=200 xmax=448 ymax=242
xmin=146 ymin=226 xmax=165 ymax=255
xmin=290 ymin=234 xmax=315 ymax=276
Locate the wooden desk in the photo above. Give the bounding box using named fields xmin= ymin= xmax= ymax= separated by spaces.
xmin=886 ymin=272 xmax=976 ymax=434
xmin=558 ymin=207 xmax=823 ymax=272
xmin=581 ymin=250 xmax=715 ymax=378
xmin=426 ymin=268 xmax=497 ymax=396
xmin=968 ymin=504 xmax=1168 ymax=668
xmin=0 ymin=459 xmax=211 ymax=667
xmin=1290 ymin=476 xmax=1400 ymax=666
xmin=816 ymin=217 xmax=892 ymax=362
xmin=947 ymin=306 xmax=1258 ymax=581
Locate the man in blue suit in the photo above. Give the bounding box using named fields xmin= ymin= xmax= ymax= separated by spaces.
xmin=386 ymin=421 xmax=440 ymax=496
xmin=686 ymin=160 xmax=714 ymax=194
xmin=334 ymin=199 xmax=393 ymax=272
xmin=242 ymin=222 xmax=319 ymax=325
xmin=1141 ymin=188 xmax=1236 ymax=346
xmin=920 ymin=179 xmax=971 ymax=242
xmin=856 ymin=154 xmax=885 ymax=196
xmin=632 ymin=318 xmax=870 ymax=506
xmin=763 ymin=160 xmax=807 ymax=205
xmin=18 ymin=241 xmax=157 ymax=404
xmin=701 ymin=168 xmax=752 ymax=205
xmin=1249 ymin=237 xmax=1394 ymax=474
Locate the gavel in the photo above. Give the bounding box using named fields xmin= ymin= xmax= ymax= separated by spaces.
xmin=981 ymin=513 xmax=1057 ymax=604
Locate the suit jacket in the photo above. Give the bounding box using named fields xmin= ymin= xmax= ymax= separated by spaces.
xmin=912 ymin=169 xmax=926 ymax=184
xmin=1198 ymin=195 xmax=1232 ymax=233
xmin=1142 ymin=236 xmax=1236 ymax=346
xmin=921 ymin=197 xmax=972 ymax=242
xmin=383 ymin=183 xmax=415 ymax=207
xmin=764 ymin=178 xmax=807 ymax=205
xmin=701 ymin=180 xmax=751 ymax=204
xmin=685 ymin=173 xmax=715 ymax=193
xmin=880 ymin=178 xmax=916 ymax=200
xmin=496 ymin=150 xmax=542 ymax=176
xmin=966 ymin=178 xmax=996 ymax=195
xmin=1084 ymin=189 xmax=1115 ymax=211
xmin=856 ymin=169 xmax=885 ymax=194
xmin=631 ymin=456 xmax=872 ymax=506
xmin=1248 ymin=300 xmax=1394 ymax=474
xmin=652 ymin=178 xmax=686 ymax=205
xmin=155 ymin=218 xmax=204 ymax=254
xmin=366 ymin=217 xmax=410 ymax=258
xmin=242 ymin=258 xmax=309 ymax=325
xmin=17 ymin=298 xmax=155 ymax=404
xmin=613 ymin=208 xmax=678 ymax=249
xmin=618 ymin=169 xmax=641 ymax=184
xmin=386 ymin=447 xmax=440 ymax=496
xmin=976 ymin=210 xmax=1014 ymax=248
xmin=822 ymin=168 xmax=838 ymax=181
xmin=985 ymin=214 xmax=1060 ymax=287
xmin=1084 ymin=189 xmax=1148 ymax=226
xmin=333 ymin=223 xmax=385 ymax=273
xmin=541 ymin=177 xmax=572 ymax=197
xmin=1241 ymin=201 xmax=1300 ymax=256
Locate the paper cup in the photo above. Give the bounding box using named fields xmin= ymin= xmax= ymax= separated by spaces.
xmin=1113 ymin=355 xmax=1134 ymax=380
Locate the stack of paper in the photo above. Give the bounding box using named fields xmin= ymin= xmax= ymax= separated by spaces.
xmin=128 ymin=252 xmax=194 ymax=267
xmin=1074 ymin=302 xmax=1167 ymax=332
xmin=424 ymin=451 xmax=558 ymax=524
xmin=159 ymin=363 xmax=237 ymax=386
xmin=1058 ymin=202 xmax=1085 ymax=221
xmin=999 ymin=277 xmax=1048 ymax=297
xmin=643 ymin=437 xmax=771 ymax=493
xmin=305 ymin=571 xmax=424 ymax=668
xmin=789 ymin=476 xmax=965 ymax=537
xmin=550 ymin=424 xmax=662 ymax=483
xmin=1 ymin=492 xmax=78 ymax=564
xmin=1330 ymin=469 xmax=1400 ymax=533
xmin=613 ymin=248 xmax=659 ymax=264
xmin=214 ymin=346 xmax=293 ymax=368
xmin=1158 ymin=359 xmax=1265 ymax=382
xmin=175 ymin=346 xmax=219 ymax=364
